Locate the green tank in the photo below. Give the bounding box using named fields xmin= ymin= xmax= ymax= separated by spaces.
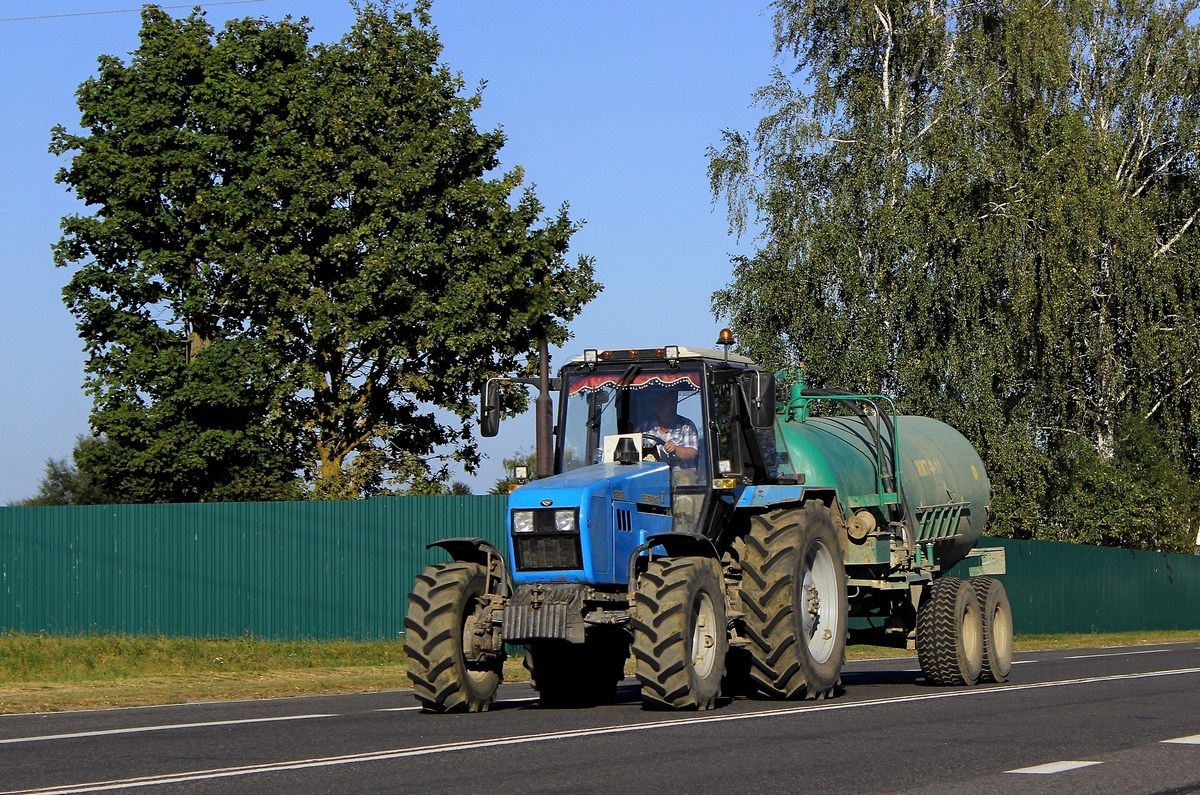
xmin=776 ymin=395 xmax=990 ymax=571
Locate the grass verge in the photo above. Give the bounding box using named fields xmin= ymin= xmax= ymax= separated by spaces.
xmin=2 ymin=629 xmax=1198 ymax=714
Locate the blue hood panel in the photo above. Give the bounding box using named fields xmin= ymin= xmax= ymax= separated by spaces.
xmin=507 ymin=463 xmax=673 ymax=586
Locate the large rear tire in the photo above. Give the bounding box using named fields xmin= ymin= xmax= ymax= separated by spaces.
xmin=972 ymin=577 xmax=1013 ymax=683
xmin=741 ymin=502 xmax=848 ymax=700
xmin=916 ymin=576 xmax=983 ymax=686
xmin=404 ymin=561 xmax=504 ymax=712
xmin=633 ymin=557 xmax=727 ymax=710
xmin=524 ymin=627 xmax=630 ymax=707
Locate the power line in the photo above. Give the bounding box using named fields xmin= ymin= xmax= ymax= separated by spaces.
xmin=0 ymin=1 xmax=271 ymax=23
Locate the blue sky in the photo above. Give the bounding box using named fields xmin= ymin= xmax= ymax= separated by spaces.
xmin=0 ymin=0 xmax=777 ymax=501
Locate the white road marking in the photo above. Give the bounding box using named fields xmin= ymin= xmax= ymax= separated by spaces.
xmin=1007 ymin=761 xmax=1102 ymax=774
xmin=0 ymin=714 xmax=336 ymax=745
xmin=8 ymin=666 xmax=1200 ymax=794
xmin=376 ymin=697 xmax=539 ymax=713
xmin=851 ymin=659 xmax=1038 ymax=671
xmin=1064 ymin=649 xmax=1169 ymax=660
xmin=1163 ymin=734 xmax=1200 ymax=745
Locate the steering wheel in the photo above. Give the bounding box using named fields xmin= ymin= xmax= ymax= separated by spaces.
xmin=640 ymin=433 xmax=669 ymax=462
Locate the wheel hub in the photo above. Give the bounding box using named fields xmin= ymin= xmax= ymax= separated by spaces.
xmin=692 ymin=592 xmax=719 ymax=678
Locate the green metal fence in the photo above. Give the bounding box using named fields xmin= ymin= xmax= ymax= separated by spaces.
xmin=0 ymin=497 xmax=506 ymax=640
xmin=2 ymin=499 xmax=1198 ymax=639
xmin=951 ymin=536 xmax=1200 ymax=635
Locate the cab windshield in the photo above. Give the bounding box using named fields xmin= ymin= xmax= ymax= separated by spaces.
xmin=558 ymin=366 xmax=706 ymax=482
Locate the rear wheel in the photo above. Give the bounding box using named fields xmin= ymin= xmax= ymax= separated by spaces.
xmin=741 ymin=502 xmax=847 ymax=700
xmin=916 ymin=577 xmax=983 ymax=686
xmin=633 ymin=557 xmax=727 ymax=710
xmin=525 ymin=627 xmax=630 ymax=707
xmin=972 ymin=577 xmax=1013 ymax=683
xmin=404 ymin=562 xmax=504 ymax=712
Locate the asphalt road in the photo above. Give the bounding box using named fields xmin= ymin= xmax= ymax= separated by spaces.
xmin=3 ymin=642 xmax=1200 ymax=795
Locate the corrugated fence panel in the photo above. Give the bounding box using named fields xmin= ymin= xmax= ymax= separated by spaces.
xmin=3 ymin=502 xmax=1198 ymax=639
xmin=951 ymin=536 xmax=1200 ymax=634
xmin=0 ymin=497 xmax=506 ymax=640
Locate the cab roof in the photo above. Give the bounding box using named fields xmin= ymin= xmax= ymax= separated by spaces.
xmin=566 ymin=345 xmax=756 ymax=366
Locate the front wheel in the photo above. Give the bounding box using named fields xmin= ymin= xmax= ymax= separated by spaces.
xmin=633 ymin=557 xmax=728 ymax=710
xmin=404 ymin=561 xmax=504 ymax=712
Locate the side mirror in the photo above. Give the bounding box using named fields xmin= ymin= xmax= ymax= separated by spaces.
xmin=741 ymin=370 xmax=777 ymax=429
xmin=480 ymin=379 xmax=500 ymax=437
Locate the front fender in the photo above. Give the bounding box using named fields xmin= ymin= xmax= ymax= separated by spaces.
xmin=427 ymin=537 xmax=510 ymax=596
xmin=626 ymin=532 xmax=720 ymax=601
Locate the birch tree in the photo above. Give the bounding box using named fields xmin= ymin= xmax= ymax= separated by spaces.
xmin=710 ymin=0 xmax=1200 ymax=548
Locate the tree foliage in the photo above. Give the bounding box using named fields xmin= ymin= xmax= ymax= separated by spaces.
xmin=710 ymin=0 xmax=1200 ymax=550
xmin=11 ymin=437 xmax=114 ymax=506
xmin=488 ymin=448 xmax=538 ymax=494
xmin=51 ymin=1 xmax=598 ymax=501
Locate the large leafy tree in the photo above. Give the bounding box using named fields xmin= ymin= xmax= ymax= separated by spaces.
xmin=710 ymin=0 xmax=1200 ymax=549
xmin=52 ymin=1 xmax=598 ymax=501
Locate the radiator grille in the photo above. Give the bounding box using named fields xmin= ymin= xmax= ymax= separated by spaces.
xmin=513 ymin=534 xmax=582 ymax=571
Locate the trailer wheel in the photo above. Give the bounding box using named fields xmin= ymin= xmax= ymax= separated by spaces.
xmin=741 ymin=502 xmax=848 ymax=700
xmin=524 ymin=627 xmax=630 ymax=707
xmin=404 ymin=561 xmax=504 ymax=712
xmin=972 ymin=577 xmax=1013 ymax=683
xmin=916 ymin=577 xmax=983 ymax=686
xmin=633 ymin=557 xmax=727 ymax=710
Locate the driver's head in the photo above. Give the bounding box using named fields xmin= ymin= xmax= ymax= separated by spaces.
xmin=651 ymin=388 xmax=677 ymax=418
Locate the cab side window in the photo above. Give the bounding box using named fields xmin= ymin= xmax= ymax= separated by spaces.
xmin=710 ymin=378 xmax=738 ymax=477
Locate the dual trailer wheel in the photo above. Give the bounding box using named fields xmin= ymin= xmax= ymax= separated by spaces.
xmin=916 ymin=575 xmax=1013 ymax=685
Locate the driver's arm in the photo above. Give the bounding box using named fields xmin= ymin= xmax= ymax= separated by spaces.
xmin=663 ymin=421 xmax=699 ymax=462
xmin=664 ymin=439 xmax=697 ymax=462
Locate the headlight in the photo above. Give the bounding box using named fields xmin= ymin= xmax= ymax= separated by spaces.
xmin=512 ymin=508 xmax=577 ymax=533
xmin=553 ymin=510 xmax=577 ymax=533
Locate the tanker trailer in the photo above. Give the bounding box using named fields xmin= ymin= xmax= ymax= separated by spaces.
xmin=404 ymin=335 xmax=1011 ymax=712
xmin=771 ymin=378 xmax=1010 ymax=688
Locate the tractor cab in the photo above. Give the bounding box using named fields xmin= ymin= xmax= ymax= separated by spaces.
xmin=552 ymin=345 xmax=776 ymax=538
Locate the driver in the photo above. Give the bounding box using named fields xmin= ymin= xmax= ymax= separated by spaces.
xmin=637 ymin=387 xmax=699 ymax=466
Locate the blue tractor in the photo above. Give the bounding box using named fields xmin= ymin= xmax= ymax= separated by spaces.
xmin=403 ymin=336 xmax=1009 ymax=711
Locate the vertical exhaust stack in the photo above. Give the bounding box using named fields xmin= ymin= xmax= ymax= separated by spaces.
xmin=536 ymin=336 xmax=553 ymax=480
